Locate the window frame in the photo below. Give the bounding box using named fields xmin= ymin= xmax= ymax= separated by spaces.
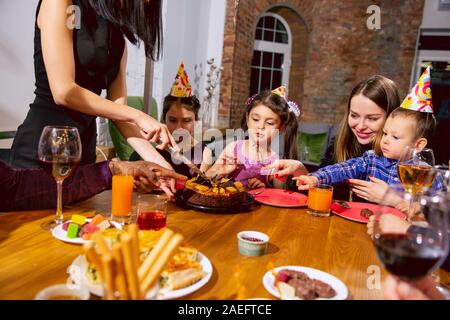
xmin=252 ymin=12 xmax=292 ymax=93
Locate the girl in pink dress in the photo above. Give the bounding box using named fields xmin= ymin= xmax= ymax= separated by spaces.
xmin=206 ymin=86 xmax=302 ymax=189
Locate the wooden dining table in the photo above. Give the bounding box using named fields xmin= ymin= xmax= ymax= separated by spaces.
xmin=1 ymin=190 xmax=449 ymax=300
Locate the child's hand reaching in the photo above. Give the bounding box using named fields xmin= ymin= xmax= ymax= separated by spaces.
xmin=262 ymin=159 xmax=308 ymax=182
xmin=248 ymin=178 xmax=266 ymax=189
xmin=206 ymin=154 xmax=238 ymax=179
xmin=292 ymin=175 xmax=319 ymax=190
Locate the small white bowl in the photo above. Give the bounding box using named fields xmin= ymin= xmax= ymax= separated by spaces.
xmin=237 ymin=231 xmax=269 ymax=256
xmin=34 ymin=284 xmax=90 ymax=300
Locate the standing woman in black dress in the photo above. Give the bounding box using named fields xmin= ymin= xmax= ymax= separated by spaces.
xmin=10 ymin=0 xmax=175 ymax=170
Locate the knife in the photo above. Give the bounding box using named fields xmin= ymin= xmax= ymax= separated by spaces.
xmin=160 ymin=139 xmax=209 ymax=180
xmin=335 ymin=200 xmax=350 ymax=209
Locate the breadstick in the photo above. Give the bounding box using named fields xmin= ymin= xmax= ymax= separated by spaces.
xmin=120 ymin=233 xmax=141 ymax=300
xmin=140 ymin=233 xmax=184 ymax=293
xmin=112 ymin=243 xmax=129 ymax=300
xmin=83 ymin=242 xmax=104 ymax=282
xmin=93 ymin=232 xmax=110 ymax=255
xmin=101 ymin=253 xmax=116 ymax=300
xmin=128 ymin=224 xmax=140 ymax=269
xmin=138 ymin=228 xmax=174 ymax=281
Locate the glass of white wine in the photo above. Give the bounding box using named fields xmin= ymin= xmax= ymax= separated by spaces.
xmin=397 ymin=146 xmax=436 ymax=195
xmin=38 ymin=126 xmax=82 ymax=231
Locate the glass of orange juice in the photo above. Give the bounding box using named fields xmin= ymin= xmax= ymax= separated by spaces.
xmin=111 ymin=175 xmax=134 ymax=225
xmin=307 ymin=184 xmax=333 ymax=217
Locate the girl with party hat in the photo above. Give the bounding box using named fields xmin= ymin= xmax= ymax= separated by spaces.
xmin=295 ymin=67 xmax=444 ymax=203
xmin=205 ymin=86 xmax=307 ymax=189
xmin=131 ymin=63 xmax=213 ymax=184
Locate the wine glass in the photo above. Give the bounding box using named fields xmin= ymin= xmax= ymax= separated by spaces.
xmin=397 ymin=146 xmax=436 ymax=195
xmin=373 ymin=185 xmax=449 ymax=281
xmin=38 ymin=126 xmax=82 ymax=230
xmin=434 ymin=165 xmax=450 ymax=193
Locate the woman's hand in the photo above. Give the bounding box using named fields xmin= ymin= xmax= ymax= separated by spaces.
xmin=383 ymin=275 xmax=444 ymax=300
xmin=366 ymin=214 xmax=411 ymax=238
xmin=109 ymin=160 xmax=187 ymax=198
xmin=349 ymin=176 xmax=388 ymax=203
xmin=262 ymin=160 xmax=308 ymax=182
xmin=132 ymin=111 xmax=177 ymax=150
xmin=292 ymin=175 xmax=319 ymax=190
xmin=248 ymin=178 xmax=266 ymax=189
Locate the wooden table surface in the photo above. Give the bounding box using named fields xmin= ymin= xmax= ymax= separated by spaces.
xmin=1 ymin=190 xmax=449 ymax=300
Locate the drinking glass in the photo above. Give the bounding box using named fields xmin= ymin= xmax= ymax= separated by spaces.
xmin=373 ymin=185 xmax=449 ymax=280
xmin=307 ymin=184 xmax=333 ymax=217
xmin=38 ymin=126 xmax=82 ymax=230
xmin=136 ymin=194 xmax=167 ymax=230
xmin=111 ymin=175 xmax=134 ymax=225
xmin=397 ymin=146 xmax=436 ymax=195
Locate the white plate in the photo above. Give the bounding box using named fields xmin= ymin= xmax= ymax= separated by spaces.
xmin=52 ymin=219 xmax=121 ymax=245
xmin=70 ymin=252 xmax=212 ymax=300
xmin=262 ymin=266 xmax=348 ymax=300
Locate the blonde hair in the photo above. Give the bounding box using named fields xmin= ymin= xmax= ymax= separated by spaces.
xmin=335 ymin=75 xmax=400 ymax=162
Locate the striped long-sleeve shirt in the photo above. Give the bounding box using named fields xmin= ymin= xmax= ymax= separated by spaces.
xmin=310 ymin=150 xmax=444 ymax=191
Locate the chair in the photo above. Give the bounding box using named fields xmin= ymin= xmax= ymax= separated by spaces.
xmin=0 ymin=131 xmax=16 ymax=164
xmin=109 ymin=96 xmax=158 ymax=160
xmin=297 ymin=122 xmax=332 ymax=169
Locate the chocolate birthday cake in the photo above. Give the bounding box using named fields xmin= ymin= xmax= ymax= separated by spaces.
xmin=182 ymin=176 xmax=247 ymax=208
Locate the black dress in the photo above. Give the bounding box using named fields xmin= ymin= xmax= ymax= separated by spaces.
xmin=10 ymin=0 xmax=125 ymax=168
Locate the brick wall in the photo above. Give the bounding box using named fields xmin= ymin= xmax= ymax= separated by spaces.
xmin=219 ymin=0 xmax=424 ymax=127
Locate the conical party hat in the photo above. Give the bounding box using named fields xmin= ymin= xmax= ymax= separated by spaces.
xmin=271 ymin=85 xmax=287 ymax=99
xmin=170 ymin=63 xmax=193 ymax=98
xmin=400 ymin=66 xmax=433 ymax=113
xmin=271 ymin=85 xmax=301 ymax=117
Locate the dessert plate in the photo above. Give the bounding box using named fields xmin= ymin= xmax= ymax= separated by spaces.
xmin=52 ymin=219 xmax=121 ymax=245
xmin=248 ymin=188 xmax=308 ymax=208
xmin=263 ymin=266 xmax=348 ymax=300
xmin=330 ymin=202 xmax=406 ymax=224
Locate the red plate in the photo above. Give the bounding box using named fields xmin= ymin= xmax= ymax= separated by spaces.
xmin=248 ymin=188 xmax=308 ymax=208
xmin=330 ymin=202 xmax=406 ymax=224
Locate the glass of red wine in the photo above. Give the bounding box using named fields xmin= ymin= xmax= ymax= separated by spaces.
xmin=136 ymin=194 xmax=167 ymax=231
xmin=38 ymin=126 xmax=82 ymax=231
xmin=373 ymin=185 xmax=449 ymax=280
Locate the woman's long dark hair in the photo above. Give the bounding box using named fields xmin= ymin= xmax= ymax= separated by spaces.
xmin=240 ymin=91 xmax=299 ymax=160
xmin=82 ymin=0 xmax=162 ymax=60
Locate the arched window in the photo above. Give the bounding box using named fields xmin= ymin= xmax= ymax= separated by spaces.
xmin=249 ymin=13 xmax=292 ymax=96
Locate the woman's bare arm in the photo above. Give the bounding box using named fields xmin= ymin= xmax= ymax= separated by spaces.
xmin=37 ymin=0 xmax=175 ymax=149
xmin=106 ymin=45 xmax=173 ymax=169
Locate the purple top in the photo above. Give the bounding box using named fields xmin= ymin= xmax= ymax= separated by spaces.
xmin=228 ymin=140 xmax=279 ymax=187
xmin=0 ymin=160 xmax=112 ymax=212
